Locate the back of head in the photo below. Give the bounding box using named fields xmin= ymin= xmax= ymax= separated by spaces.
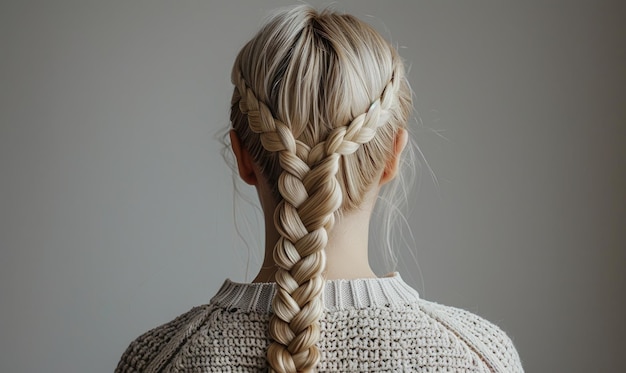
xmin=230 ymin=5 xmax=412 ymax=372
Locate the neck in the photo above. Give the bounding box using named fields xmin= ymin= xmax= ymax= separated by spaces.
xmin=253 ymin=196 xmax=378 ymax=283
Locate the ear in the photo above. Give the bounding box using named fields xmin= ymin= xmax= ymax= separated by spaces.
xmin=230 ymin=130 xmax=258 ymax=186
xmin=379 ymin=128 xmax=408 ymax=185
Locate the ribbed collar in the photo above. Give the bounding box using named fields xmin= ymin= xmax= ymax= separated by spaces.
xmin=210 ymin=272 xmax=420 ymax=313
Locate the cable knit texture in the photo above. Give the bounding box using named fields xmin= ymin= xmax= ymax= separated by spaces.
xmin=116 ymin=274 xmax=523 ymax=372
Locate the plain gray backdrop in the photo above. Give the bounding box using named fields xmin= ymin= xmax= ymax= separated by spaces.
xmin=1 ymin=1 xmax=624 ymax=372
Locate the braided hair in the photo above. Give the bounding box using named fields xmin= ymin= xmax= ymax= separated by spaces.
xmin=229 ymin=6 xmax=412 ymax=372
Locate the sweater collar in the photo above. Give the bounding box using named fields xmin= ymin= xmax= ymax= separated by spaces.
xmin=210 ymin=272 xmax=420 ymax=312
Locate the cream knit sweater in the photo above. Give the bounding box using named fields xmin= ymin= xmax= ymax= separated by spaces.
xmin=116 ymin=273 xmax=523 ymax=372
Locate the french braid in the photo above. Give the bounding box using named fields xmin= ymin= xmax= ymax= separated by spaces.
xmin=229 ymin=6 xmax=411 ymax=373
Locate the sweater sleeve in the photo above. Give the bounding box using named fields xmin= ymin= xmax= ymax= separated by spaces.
xmin=115 ymin=306 xmax=211 ymax=373
xmin=418 ymin=300 xmax=524 ymax=373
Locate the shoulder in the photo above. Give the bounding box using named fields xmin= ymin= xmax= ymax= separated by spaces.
xmin=114 ymin=305 xmax=214 ymax=373
xmin=417 ymin=299 xmax=524 ymax=373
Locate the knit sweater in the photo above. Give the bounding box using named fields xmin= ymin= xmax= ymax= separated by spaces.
xmin=116 ymin=273 xmax=523 ymax=372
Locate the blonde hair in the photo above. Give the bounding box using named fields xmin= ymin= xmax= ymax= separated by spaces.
xmin=230 ymin=5 xmax=412 ymax=372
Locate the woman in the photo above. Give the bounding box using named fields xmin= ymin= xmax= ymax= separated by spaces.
xmin=116 ymin=5 xmax=523 ymax=372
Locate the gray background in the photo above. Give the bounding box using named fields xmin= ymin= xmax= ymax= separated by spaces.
xmin=1 ymin=1 xmax=624 ymax=372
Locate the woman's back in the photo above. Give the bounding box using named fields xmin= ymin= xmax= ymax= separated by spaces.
xmin=116 ymin=6 xmax=522 ymax=372
xmin=116 ymin=274 xmax=522 ymax=372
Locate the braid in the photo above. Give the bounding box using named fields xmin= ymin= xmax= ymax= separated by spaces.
xmin=308 ymin=74 xmax=400 ymax=164
xmin=229 ymin=6 xmax=410 ymax=372
xmin=234 ymin=66 xmax=400 ymax=372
